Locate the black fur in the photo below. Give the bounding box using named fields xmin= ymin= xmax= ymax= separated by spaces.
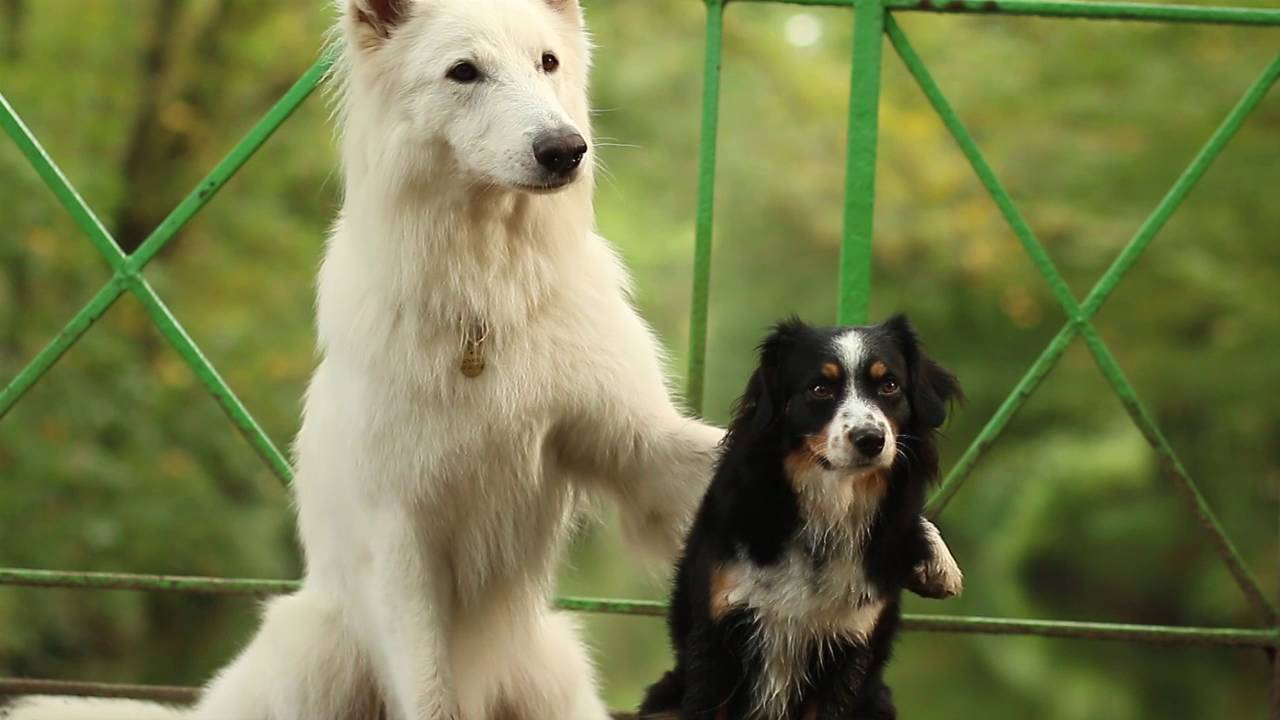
xmin=640 ymin=315 xmax=962 ymax=720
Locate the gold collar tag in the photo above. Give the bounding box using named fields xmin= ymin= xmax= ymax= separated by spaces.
xmin=460 ymin=322 xmax=489 ymax=378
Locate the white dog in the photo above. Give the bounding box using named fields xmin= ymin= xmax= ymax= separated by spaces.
xmin=4 ymin=1 xmax=959 ymax=718
xmin=8 ymin=1 xmax=721 ymax=719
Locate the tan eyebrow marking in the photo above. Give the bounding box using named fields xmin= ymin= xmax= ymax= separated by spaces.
xmin=869 ymin=360 xmax=888 ymax=380
xmin=821 ymin=362 xmax=840 ymax=380
xmin=710 ymin=563 xmax=744 ymax=621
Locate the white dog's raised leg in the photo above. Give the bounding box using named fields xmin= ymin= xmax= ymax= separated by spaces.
xmin=555 ymin=308 xmax=726 ymax=560
xmin=557 ymin=392 xmax=724 ymax=560
xmin=607 ymin=415 xmax=726 ymax=559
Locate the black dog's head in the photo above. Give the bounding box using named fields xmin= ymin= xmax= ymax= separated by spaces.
xmin=727 ymin=315 xmax=962 ymax=485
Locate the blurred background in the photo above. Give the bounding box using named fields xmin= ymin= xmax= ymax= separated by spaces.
xmin=1 ymin=0 xmax=1278 ymax=717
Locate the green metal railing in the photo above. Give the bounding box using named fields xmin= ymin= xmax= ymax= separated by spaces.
xmin=1 ymin=0 xmax=1278 ymax=712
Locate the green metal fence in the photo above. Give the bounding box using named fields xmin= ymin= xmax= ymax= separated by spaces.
xmin=1 ymin=0 xmax=1278 ymax=713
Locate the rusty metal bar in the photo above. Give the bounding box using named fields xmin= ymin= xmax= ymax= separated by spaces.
xmin=0 ymin=678 xmax=197 ymax=704
xmin=0 ymin=679 xmax=674 ymax=719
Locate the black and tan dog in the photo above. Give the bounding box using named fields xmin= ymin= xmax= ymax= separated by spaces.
xmin=641 ymin=316 xmax=963 ymax=720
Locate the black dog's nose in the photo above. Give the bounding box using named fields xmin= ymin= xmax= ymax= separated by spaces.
xmin=851 ymin=429 xmax=886 ymax=457
xmin=533 ymin=132 xmax=588 ymax=175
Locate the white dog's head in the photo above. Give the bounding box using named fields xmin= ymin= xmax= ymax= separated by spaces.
xmin=341 ymin=0 xmax=592 ymax=193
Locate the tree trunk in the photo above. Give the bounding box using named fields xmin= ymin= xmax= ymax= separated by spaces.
xmin=112 ymin=0 xmax=183 ymax=253
xmin=2 ymin=0 xmax=25 ymax=60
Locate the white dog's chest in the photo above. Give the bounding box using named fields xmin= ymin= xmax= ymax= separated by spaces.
xmin=405 ymin=327 xmax=597 ymax=582
xmin=297 ymin=314 xmax=592 ymax=585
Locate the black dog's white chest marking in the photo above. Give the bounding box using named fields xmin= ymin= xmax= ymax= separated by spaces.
xmin=722 ymin=544 xmax=886 ymax=719
xmin=718 ymin=463 xmax=888 ymax=718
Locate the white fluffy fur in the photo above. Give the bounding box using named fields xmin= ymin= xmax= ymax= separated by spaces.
xmin=3 ymin=1 xmax=722 ymax=718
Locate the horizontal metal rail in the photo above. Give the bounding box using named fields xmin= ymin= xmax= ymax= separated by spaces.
xmin=726 ymin=0 xmax=1280 ymax=26
xmin=889 ymin=0 xmax=1280 ymax=26
xmin=0 ymin=678 xmax=200 ymax=704
xmin=0 ymin=568 xmax=1272 ymax=648
xmin=0 ymin=679 xmax=673 ymax=720
xmin=901 ymin=615 xmax=1279 ymax=648
xmin=0 ymin=568 xmax=299 ymax=597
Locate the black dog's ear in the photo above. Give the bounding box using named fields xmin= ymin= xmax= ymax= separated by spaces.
xmin=733 ymin=367 xmax=776 ymax=438
xmin=729 ymin=318 xmax=808 ymax=438
xmin=884 ymin=314 xmax=963 ymax=429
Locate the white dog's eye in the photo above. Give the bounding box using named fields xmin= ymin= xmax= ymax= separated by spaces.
xmin=447 ymin=62 xmax=481 ymax=84
xmin=541 ymin=52 xmax=560 ymax=73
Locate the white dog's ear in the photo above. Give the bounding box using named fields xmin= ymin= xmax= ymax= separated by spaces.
xmin=544 ymin=0 xmax=581 ymax=17
xmin=348 ymin=0 xmax=411 ymax=41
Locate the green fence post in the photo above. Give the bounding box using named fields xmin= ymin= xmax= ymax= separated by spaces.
xmin=838 ymin=0 xmax=886 ymax=324
xmin=685 ymin=0 xmax=726 ymax=416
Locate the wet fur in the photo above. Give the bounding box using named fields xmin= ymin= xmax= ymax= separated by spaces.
xmin=640 ymin=316 xmax=963 ymax=720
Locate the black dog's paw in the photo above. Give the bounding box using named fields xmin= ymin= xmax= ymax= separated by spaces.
xmin=906 ymin=518 xmax=963 ymax=599
xmin=639 ymin=669 xmax=684 ymax=716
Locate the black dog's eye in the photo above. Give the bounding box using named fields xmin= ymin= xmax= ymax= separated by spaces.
xmin=541 ymin=52 xmax=560 ymax=73
xmin=808 ymin=383 xmax=834 ymax=400
xmin=447 ymin=62 xmax=481 ymax=83
xmin=879 ymin=378 xmax=901 ymax=396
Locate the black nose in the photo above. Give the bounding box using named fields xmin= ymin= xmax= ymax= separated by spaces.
xmin=533 ymin=132 xmax=588 ymax=175
xmin=851 ymin=429 xmax=886 ymax=457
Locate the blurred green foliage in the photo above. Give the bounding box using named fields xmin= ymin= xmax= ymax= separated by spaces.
xmin=1 ymin=1 xmax=1277 ymax=717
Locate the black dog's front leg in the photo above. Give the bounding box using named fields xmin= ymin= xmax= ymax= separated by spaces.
xmin=811 ymin=643 xmax=882 ymax=720
xmin=679 ymin=622 xmax=751 ymax=720
xmin=814 ymin=670 xmax=896 ymax=720
xmin=813 ymin=601 xmax=903 ymax=720
xmin=850 ymin=683 xmax=898 ymax=720
xmin=905 ymin=517 xmax=964 ymax=599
